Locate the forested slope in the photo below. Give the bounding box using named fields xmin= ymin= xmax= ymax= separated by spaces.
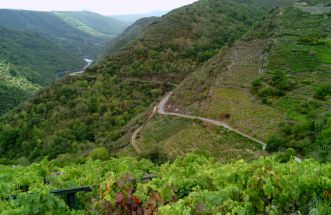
xmin=0 ymin=9 xmax=127 ymax=58
xmin=0 ymin=0 xmax=271 ymax=162
xmin=0 ymin=26 xmax=84 ymax=115
xmin=53 ymin=11 xmax=127 ymax=38
xmin=0 ymin=9 xmax=129 ymax=116
xmin=102 ymin=17 xmax=160 ymax=56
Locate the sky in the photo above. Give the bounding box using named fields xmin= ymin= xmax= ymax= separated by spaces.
xmin=0 ymin=0 xmax=198 ymax=15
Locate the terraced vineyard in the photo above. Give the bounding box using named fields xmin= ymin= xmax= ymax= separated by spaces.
xmin=135 ymin=115 xmax=266 ymax=162
xmin=203 ymin=88 xmax=282 ymax=141
xmin=168 ymin=39 xmax=283 ymax=141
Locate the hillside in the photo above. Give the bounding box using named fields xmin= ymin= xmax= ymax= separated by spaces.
xmin=53 ymin=11 xmax=127 ymax=38
xmin=1 ymin=0 xmax=330 ymax=214
xmin=0 ymin=0 xmax=271 ymax=162
xmin=0 ymin=26 xmax=84 ymax=115
xmin=101 ymin=17 xmax=160 ymax=57
xmin=166 ymin=5 xmax=331 ymax=162
xmin=0 ymin=9 xmax=130 ymax=116
xmin=111 ymin=11 xmax=167 ymax=24
xmin=0 ymin=9 xmax=128 ymax=58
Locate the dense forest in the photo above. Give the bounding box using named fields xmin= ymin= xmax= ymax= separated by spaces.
xmin=0 ymin=26 xmax=84 ymax=115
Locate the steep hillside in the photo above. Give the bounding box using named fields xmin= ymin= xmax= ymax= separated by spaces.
xmin=0 ymin=26 xmax=84 ymax=115
xmin=0 ymin=0 xmax=269 ymax=162
xmin=53 ymin=11 xmax=127 ymax=37
xmin=0 ymin=9 xmax=126 ymax=58
xmin=102 ymin=17 xmax=160 ymax=56
xmin=167 ymin=5 xmax=331 ymax=162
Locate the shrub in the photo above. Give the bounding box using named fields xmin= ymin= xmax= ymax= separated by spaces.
xmin=266 ymin=135 xmax=286 ymax=152
xmin=275 ymin=148 xmax=296 ymax=163
xmin=298 ymin=34 xmax=327 ymax=45
xmin=0 ymin=126 xmax=19 ymax=156
xmin=314 ymin=83 xmax=331 ymax=100
xmin=139 ymin=147 xmax=170 ymax=165
xmin=89 ymin=147 xmax=110 ymax=161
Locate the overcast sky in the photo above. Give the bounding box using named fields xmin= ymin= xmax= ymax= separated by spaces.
xmin=0 ymin=0 xmax=198 ymax=15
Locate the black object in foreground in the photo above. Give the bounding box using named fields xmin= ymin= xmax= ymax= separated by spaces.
xmin=10 ymin=186 xmax=93 ymax=209
xmin=51 ymin=186 xmax=93 ymax=209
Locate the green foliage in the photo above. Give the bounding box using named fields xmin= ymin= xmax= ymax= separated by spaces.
xmin=249 ymin=7 xmax=331 ymax=161
xmin=275 ymin=148 xmax=296 ymax=163
xmin=314 ymin=83 xmax=331 ymax=100
xmin=139 ymin=146 xmax=171 ymax=165
xmin=0 ymin=9 xmax=123 ymax=58
xmin=102 ymin=17 xmax=160 ymax=56
xmin=89 ymin=147 xmax=110 ymax=161
xmin=0 ymin=125 xmax=19 ymax=156
xmin=54 ymin=11 xmax=127 ymax=37
xmin=266 ymin=135 xmax=286 ymax=152
xmin=10 ymin=191 xmax=80 ymax=215
xmin=0 ymin=26 xmax=85 ymax=115
xmin=1 ymin=154 xmax=329 ymax=214
xmin=135 ymin=115 xmax=265 ymax=162
xmin=100 ymin=0 xmax=265 ymax=83
xmin=298 ymin=34 xmax=327 ymax=45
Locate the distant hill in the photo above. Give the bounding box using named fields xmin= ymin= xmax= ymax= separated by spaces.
xmin=0 ymin=25 xmax=84 ymax=115
xmin=0 ymin=9 xmax=129 ymax=58
xmin=0 ymin=9 xmax=129 ymax=115
xmin=101 ymin=16 xmax=160 ymax=58
xmin=53 ymin=11 xmax=127 ymax=37
xmin=111 ymin=11 xmax=167 ymax=24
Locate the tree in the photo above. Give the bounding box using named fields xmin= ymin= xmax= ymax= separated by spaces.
xmin=266 ymin=135 xmax=286 ymax=152
xmin=0 ymin=126 xmax=19 ymax=156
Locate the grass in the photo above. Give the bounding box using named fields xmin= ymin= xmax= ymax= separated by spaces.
xmin=135 ymin=115 xmax=266 ymax=163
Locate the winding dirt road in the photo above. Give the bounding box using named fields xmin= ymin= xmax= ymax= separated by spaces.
xmin=132 ymin=92 xmax=302 ymax=162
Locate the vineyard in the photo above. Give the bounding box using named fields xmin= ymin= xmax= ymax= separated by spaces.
xmin=167 ymin=38 xmax=283 ymax=142
xmin=0 ymin=154 xmax=330 ymax=214
xmin=134 ymin=115 xmax=266 ymax=162
xmin=204 ymin=88 xmax=282 ymax=141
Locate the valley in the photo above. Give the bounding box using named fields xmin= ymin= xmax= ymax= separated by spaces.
xmin=0 ymin=0 xmax=330 ymax=214
xmin=0 ymin=9 xmax=131 ymax=115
